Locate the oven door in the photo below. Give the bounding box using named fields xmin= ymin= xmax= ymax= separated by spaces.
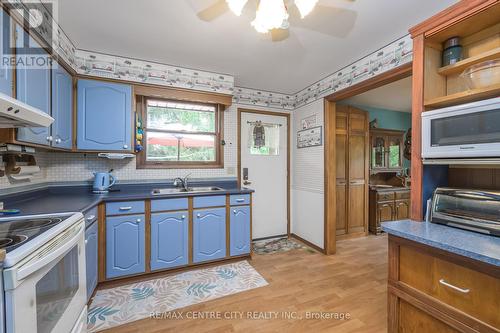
xmin=422 ymin=97 xmax=500 ymax=158
xmin=3 ymin=220 xmax=86 ymax=333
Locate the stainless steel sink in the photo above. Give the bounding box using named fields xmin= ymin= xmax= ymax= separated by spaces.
xmin=151 ymin=186 xmax=224 ymax=195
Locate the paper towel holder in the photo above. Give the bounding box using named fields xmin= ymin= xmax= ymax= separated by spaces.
xmin=3 ymin=153 xmax=36 ymax=175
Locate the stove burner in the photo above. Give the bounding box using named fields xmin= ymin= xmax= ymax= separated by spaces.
xmin=8 ymin=218 xmax=63 ymax=232
xmin=0 ymin=235 xmax=28 ymax=249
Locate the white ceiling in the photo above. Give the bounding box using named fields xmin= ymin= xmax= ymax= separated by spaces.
xmin=345 ymin=76 xmax=413 ymax=112
xmin=57 ymin=0 xmax=457 ymax=94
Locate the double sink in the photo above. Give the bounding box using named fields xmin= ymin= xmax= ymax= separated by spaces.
xmin=151 ymin=186 xmax=224 ymax=195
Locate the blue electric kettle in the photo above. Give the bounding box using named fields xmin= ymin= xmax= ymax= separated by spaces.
xmin=93 ymin=171 xmax=116 ymax=193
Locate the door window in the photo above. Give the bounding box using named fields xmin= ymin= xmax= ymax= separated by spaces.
xmin=36 ymin=246 xmax=79 ymax=333
xmin=248 ymin=121 xmax=281 ymax=155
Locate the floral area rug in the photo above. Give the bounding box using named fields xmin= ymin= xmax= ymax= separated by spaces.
xmin=87 ymin=261 xmax=267 ymax=332
xmin=252 ymin=237 xmax=313 ymax=255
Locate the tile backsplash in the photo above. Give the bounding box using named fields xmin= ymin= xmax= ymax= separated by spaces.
xmin=0 ymin=103 xmax=254 ymax=191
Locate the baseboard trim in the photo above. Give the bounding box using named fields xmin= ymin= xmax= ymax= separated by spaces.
xmin=252 ymin=234 xmax=288 ymax=242
xmin=290 ymin=233 xmax=326 ymax=254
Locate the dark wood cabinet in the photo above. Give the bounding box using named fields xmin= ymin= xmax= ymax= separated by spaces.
xmin=336 ymin=105 xmax=369 ymax=239
xmin=370 ymin=129 xmax=405 ymax=174
xmin=369 ymin=188 xmax=410 ymax=234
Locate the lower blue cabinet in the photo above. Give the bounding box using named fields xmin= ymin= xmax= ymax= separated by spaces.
xmin=151 ymin=211 xmax=188 ymax=270
xmin=106 ymin=214 xmax=145 ymax=279
xmin=230 ymin=206 xmax=251 ymax=256
xmin=193 ymin=208 xmax=226 ymax=263
xmin=85 ymin=221 xmax=98 ymax=300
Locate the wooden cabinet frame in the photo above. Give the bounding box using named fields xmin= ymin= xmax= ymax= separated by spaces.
xmin=369 ymin=128 xmax=406 ymax=174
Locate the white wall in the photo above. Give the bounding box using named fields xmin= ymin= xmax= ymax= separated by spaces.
xmin=291 ymin=99 xmax=324 ymax=249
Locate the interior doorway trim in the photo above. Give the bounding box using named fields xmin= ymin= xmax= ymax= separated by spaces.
xmin=237 ymin=108 xmax=291 ymax=237
xmin=323 ymin=63 xmax=412 ymax=255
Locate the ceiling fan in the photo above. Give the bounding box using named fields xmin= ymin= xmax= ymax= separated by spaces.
xmin=196 ymin=0 xmax=357 ymax=42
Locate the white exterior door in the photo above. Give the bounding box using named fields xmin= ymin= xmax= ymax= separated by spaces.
xmin=240 ymin=112 xmax=288 ymax=239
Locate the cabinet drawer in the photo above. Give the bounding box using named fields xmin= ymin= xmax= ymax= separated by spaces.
xmin=399 ymin=245 xmax=500 ymax=328
xmin=106 ymin=200 xmax=145 ymax=216
xmin=193 ymin=195 xmax=226 ymax=208
xmin=377 ymin=192 xmax=394 ymax=201
xmin=395 ymin=190 xmax=410 ymax=200
xmin=151 ymin=198 xmax=188 ymax=212
xmin=230 ymin=194 xmax=250 ymax=206
xmin=84 ymin=206 xmax=98 ymax=228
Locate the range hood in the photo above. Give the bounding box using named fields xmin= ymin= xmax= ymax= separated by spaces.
xmin=0 ymin=92 xmax=54 ymax=128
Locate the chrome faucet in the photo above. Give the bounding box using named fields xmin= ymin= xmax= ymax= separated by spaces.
xmin=173 ymin=173 xmax=191 ymax=191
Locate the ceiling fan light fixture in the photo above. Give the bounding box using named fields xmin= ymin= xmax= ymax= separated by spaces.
xmin=294 ymin=0 xmax=319 ymax=18
xmin=226 ymin=0 xmax=248 ymax=16
xmin=251 ymin=0 xmax=289 ymax=33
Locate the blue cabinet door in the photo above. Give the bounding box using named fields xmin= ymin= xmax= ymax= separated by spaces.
xmin=77 ymin=79 xmax=132 ymax=151
xmin=151 ymin=211 xmax=188 ymax=270
xmin=106 ymin=214 xmax=145 ymax=279
xmin=0 ymin=9 xmax=13 ymax=96
xmin=230 ymin=206 xmax=251 ymax=256
xmin=15 ymin=25 xmax=51 ymax=145
xmin=51 ymin=65 xmax=73 ymax=149
xmin=85 ymin=221 xmax=98 ymax=300
xmin=193 ymin=207 xmax=226 ymax=263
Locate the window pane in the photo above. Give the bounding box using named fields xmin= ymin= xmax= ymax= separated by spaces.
xmin=147 ymin=100 xmax=216 ymax=132
xmin=146 ymin=132 xmax=216 ymax=162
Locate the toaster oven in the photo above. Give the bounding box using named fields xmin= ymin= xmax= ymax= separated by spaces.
xmin=430 ymin=187 xmax=500 ymax=236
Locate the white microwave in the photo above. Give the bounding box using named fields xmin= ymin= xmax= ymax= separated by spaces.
xmin=422 ymin=97 xmax=500 ymax=158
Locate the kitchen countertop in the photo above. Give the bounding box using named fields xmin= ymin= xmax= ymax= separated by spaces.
xmin=1 ymin=181 xmax=253 ymax=217
xmin=382 ymin=220 xmax=500 ymax=267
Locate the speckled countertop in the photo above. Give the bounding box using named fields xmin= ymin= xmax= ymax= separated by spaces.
xmin=382 ymin=220 xmax=500 ymax=267
xmin=0 ymin=180 xmax=253 ymax=217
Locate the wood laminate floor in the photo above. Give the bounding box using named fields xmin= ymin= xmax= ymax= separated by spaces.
xmin=103 ymin=235 xmax=388 ymax=333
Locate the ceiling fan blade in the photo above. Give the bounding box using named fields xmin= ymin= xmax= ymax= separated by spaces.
xmin=271 ymin=28 xmax=290 ymax=42
xmin=197 ymin=0 xmax=229 ymax=22
xmin=289 ymin=4 xmax=357 ymax=38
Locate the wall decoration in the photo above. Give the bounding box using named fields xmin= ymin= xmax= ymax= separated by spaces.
xmin=301 ymin=114 xmax=316 ymax=129
xmin=297 ymin=126 xmax=322 ymax=149
xmin=233 ymin=87 xmax=295 ymax=110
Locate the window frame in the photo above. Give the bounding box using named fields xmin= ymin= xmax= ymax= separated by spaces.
xmin=136 ymin=95 xmax=224 ymax=169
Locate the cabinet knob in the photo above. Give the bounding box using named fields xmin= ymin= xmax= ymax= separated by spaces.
xmin=46 ymin=136 xmax=53 ymax=142
xmin=85 ymin=239 xmax=88 ymax=244
xmin=181 ymin=215 xmax=186 ymax=219
xmin=86 ymin=215 xmax=96 ymax=221
xmin=55 ymin=138 xmax=61 ymax=144
xmin=136 ymin=218 xmax=141 ymax=223
xmin=197 ymin=214 xmax=201 ymax=218
xmin=123 ymin=144 xmax=129 ymax=149
xmin=233 ymin=209 xmax=237 ymax=214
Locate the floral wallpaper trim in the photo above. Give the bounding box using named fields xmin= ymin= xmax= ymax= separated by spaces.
xmin=74 ymin=50 xmax=235 ymax=95
xmin=233 ymin=87 xmax=296 ymax=110
xmin=293 ymin=35 xmax=413 ymax=109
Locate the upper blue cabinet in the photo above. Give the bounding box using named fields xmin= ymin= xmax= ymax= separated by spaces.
xmin=77 ymin=79 xmax=132 ymax=151
xmin=51 ymin=65 xmax=73 ymax=149
xmin=15 ymin=25 xmax=51 ymax=145
xmin=0 ymin=9 xmax=13 ymax=96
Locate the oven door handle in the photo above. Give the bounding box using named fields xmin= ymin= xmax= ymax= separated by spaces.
xmin=16 ymin=223 xmax=84 ymax=281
